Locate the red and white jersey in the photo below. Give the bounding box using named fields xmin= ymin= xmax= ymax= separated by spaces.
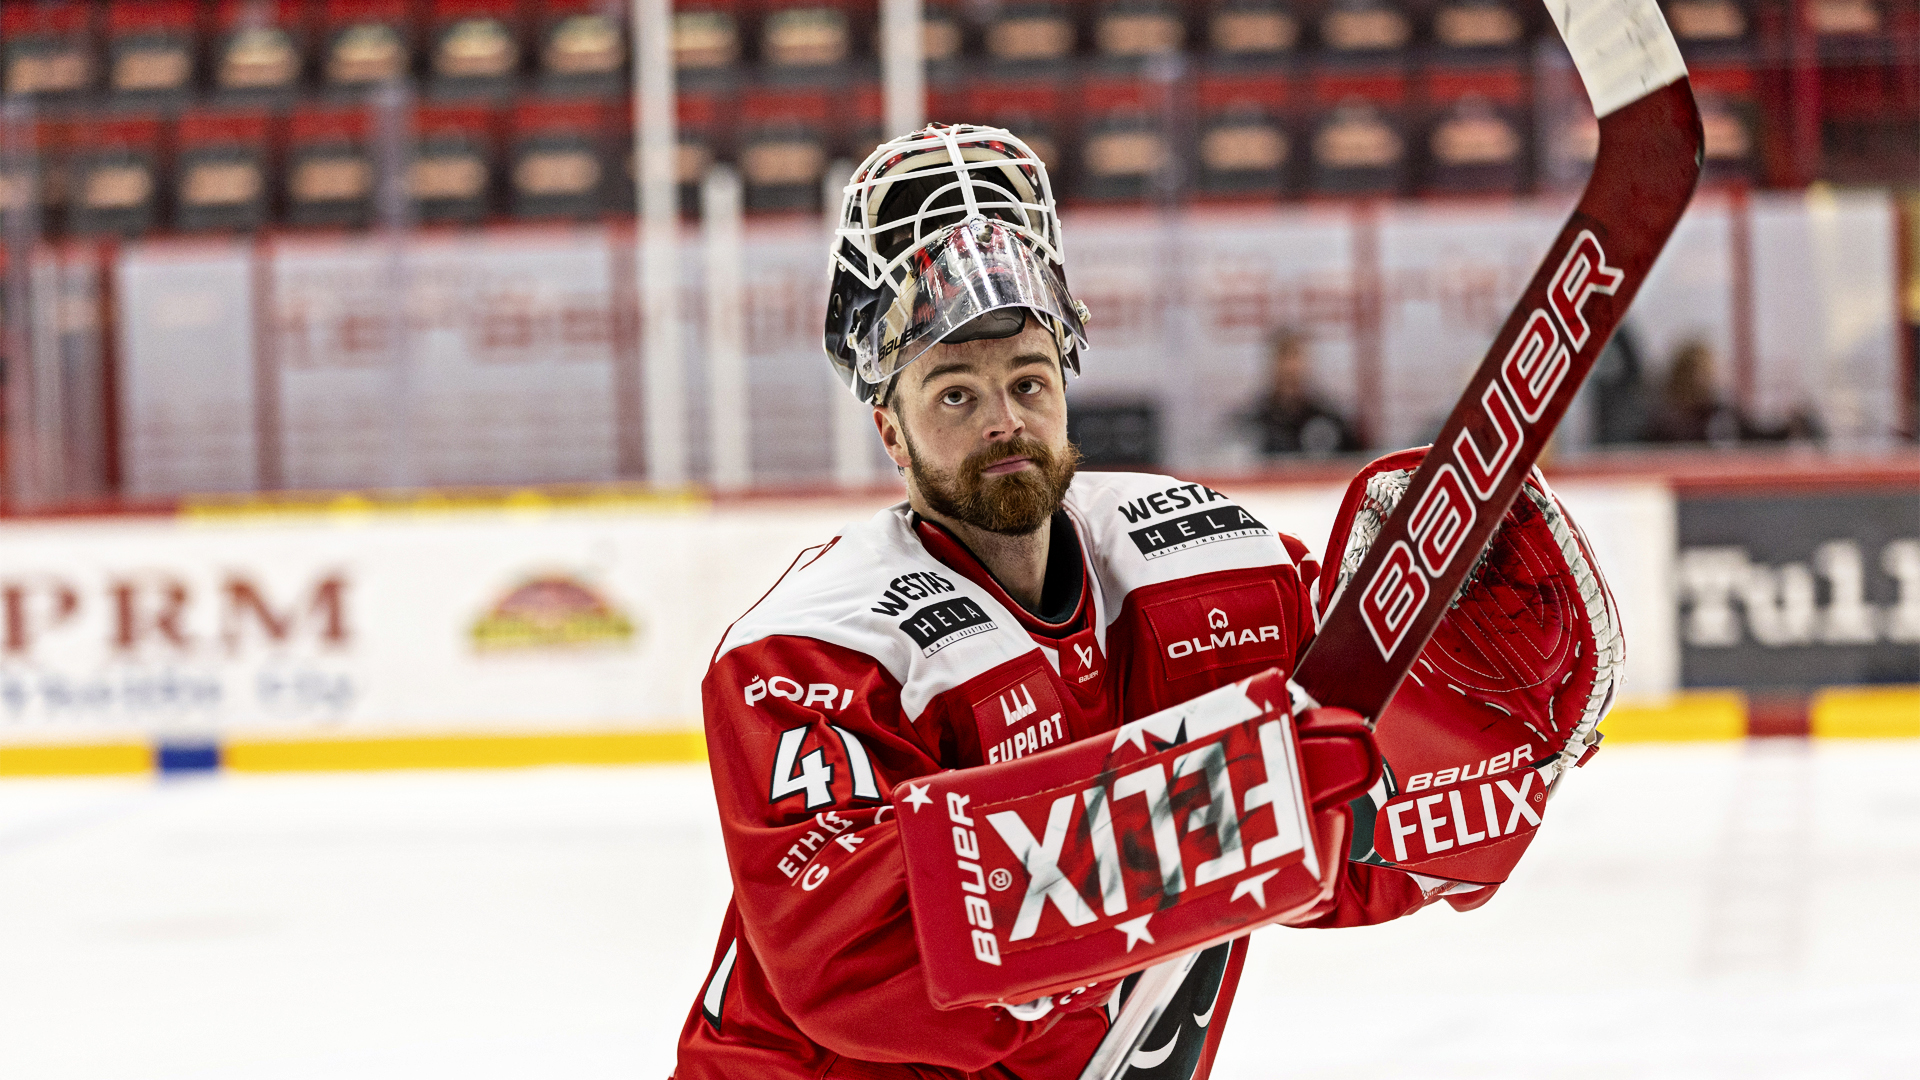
xmin=674 ymin=472 xmax=1439 ymax=1080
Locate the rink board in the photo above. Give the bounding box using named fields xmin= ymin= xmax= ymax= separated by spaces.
xmin=0 ymin=472 xmax=1913 ymax=775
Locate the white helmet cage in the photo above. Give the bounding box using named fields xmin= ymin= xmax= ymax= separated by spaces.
xmin=824 ymin=124 xmax=1089 ymax=405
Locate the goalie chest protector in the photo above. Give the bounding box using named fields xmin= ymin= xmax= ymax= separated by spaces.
xmin=714 ymin=471 xmax=1314 ymax=766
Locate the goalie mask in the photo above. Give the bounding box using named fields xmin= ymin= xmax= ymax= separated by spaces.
xmin=824 ymin=124 xmax=1090 ymax=405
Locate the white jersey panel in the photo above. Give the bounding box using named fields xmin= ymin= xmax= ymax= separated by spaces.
xmin=715 ymin=503 xmax=1041 ymax=721
xmin=1063 ymin=472 xmax=1295 ymax=625
xmin=715 ymin=474 xmax=1299 ymax=721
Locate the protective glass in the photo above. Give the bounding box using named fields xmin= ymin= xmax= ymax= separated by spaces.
xmin=854 ymin=216 xmax=1089 ymax=387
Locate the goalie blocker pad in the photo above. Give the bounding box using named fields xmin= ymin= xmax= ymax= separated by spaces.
xmin=894 ymin=669 xmax=1379 ymax=1010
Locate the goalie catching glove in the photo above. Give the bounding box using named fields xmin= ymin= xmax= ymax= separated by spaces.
xmin=1320 ymin=448 xmax=1624 ymax=886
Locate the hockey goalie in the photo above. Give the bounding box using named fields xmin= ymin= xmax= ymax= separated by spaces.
xmin=670 ymin=118 xmax=1641 ymax=1080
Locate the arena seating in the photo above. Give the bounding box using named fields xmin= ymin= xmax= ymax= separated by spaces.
xmin=0 ymin=0 xmax=1905 ymax=233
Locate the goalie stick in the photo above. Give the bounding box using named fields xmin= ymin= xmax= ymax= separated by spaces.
xmin=1079 ymin=1 xmax=1703 ymax=1078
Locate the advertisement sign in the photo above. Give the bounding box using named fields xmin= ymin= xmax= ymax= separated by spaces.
xmin=1676 ymin=486 xmax=1920 ymax=689
xmin=0 ymin=501 xmax=865 ymax=745
xmin=0 ymin=474 xmax=1680 ymax=747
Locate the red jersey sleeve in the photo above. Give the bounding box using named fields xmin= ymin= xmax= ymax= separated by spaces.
xmin=702 ymin=634 xmax=1071 ymax=1070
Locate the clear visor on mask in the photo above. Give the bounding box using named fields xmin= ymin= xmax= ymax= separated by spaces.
xmin=854 ymin=216 xmax=1089 ymax=388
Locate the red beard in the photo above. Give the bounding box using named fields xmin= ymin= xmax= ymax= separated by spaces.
xmin=909 ymin=435 xmax=1080 ymax=536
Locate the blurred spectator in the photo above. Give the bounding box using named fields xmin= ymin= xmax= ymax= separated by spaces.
xmin=1588 ymin=325 xmax=1653 ymax=445
xmin=1647 ymin=339 xmax=1747 ymax=443
xmin=1647 ymin=339 xmax=1822 ymax=445
xmin=1244 ymin=328 xmax=1360 ymax=456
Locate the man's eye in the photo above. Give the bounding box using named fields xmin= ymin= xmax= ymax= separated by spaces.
xmin=940 ymin=389 xmax=968 ymax=406
xmin=1015 ymin=378 xmax=1042 ymax=394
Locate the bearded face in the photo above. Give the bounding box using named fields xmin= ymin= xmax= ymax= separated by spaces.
xmin=904 ymin=430 xmax=1080 ymax=536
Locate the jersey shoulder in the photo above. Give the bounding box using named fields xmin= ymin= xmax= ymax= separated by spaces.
xmin=713 ymin=503 xmax=1039 ymax=715
xmin=1065 ymin=472 xmax=1296 ymax=607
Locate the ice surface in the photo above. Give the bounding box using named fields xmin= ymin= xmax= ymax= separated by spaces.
xmin=2 ymin=741 xmax=1916 ymax=1079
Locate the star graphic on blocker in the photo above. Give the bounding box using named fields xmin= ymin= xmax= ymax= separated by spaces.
xmin=1110 ymin=723 xmax=1148 ymax=754
xmin=1230 ymin=869 xmax=1280 ymax=909
xmin=1115 ymin=914 xmax=1155 ymax=952
xmin=900 ymin=783 xmax=934 ymax=812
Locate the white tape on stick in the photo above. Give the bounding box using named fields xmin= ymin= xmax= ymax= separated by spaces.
xmin=1544 ymin=0 xmax=1688 ymax=118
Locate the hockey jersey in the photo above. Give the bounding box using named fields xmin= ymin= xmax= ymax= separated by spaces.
xmin=673 ymin=472 xmax=1441 ymax=1080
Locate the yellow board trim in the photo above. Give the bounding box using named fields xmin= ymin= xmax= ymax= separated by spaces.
xmin=181 ymin=485 xmax=709 ymax=521
xmin=2 ymin=690 xmax=1915 ymax=779
xmin=222 ymin=730 xmax=708 ymax=772
xmin=1810 ymin=686 xmax=1920 ymax=739
xmin=0 ymin=743 xmax=153 ymax=776
xmin=1600 ymin=692 xmax=1748 ymax=742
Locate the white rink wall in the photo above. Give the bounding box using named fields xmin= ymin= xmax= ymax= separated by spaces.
xmin=0 ymin=478 xmax=1676 ymax=749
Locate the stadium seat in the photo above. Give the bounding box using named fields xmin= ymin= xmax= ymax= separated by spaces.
xmin=1682 ymin=63 xmax=1758 ymax=184
xmin=319 ymin=0 xmax=416 ymax=92
xmin=1196 ymin=71 xmax=1293 ymax=197
xmin=675 ymin=0 xmax=743 ymax=70
xmin=985 ymin=2 xmax=1079 ymax=69
xmin=509 ymin=98 xmax=612 ymax=220
xmin=212 ymin=0 xmax=309 ymax=99
xmin=1306 ymin=65 xmax=1408 ymax=195
xmin=1207 ymin=0 xmax=1303 ymax=61
xmin=535 ymin=0 xmax=628 ymax=94
xmin=737 ymin=88 xmax=831 ymax=213
xmin=1317 ymin=0 xmax=1414 ymax=54
xmin=609 ymin=92 xmax=726 ymax=217
xmin=1076 ymin=77 xmax=1172 ymax=203
xmin=0 ymin=118 xmax=70 ymax=229
xmin=1092 ymin=0 xmax=1189 ymax=66
xmin=1 ymin=1 xmax=97 ymax=100
xmin=1427 ymin=0 xmax=1527 ymax=53
xmin=286 ymin=105 xmax=374 ymax=226
xmin=1419 ymin=64 xmax=1525 ymax=194
xmin=759 ymin=0 xmax=858 ymax=72
xmin=412 ymin=104 xmax=499 ymax=223
xmin=1661 ymin=0 xmax=1752 ymax=44
xmin=923 ymin=0 xmax=966 ymax=68
xmin=106 ymin=1 xmax=199 ymax=101
xmin=174 ymin=110 xmax=275 ymax=232
xmin=66 ymin=116 xmax=165 ymax=237
xmin=428 ymin=0 xmax=529 ymax=99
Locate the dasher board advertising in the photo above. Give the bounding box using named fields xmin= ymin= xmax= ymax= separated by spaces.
xmin=1676 ymin=487 xmax=1920 ymax=689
